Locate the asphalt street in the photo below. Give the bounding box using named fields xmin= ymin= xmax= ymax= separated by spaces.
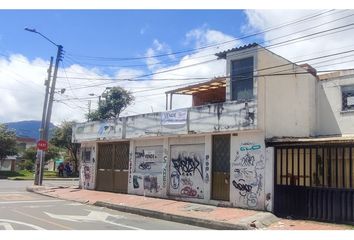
xmin=0 ymin=180 xmax=206 ymax=230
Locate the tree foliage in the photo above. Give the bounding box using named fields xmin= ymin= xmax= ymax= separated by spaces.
xmin=0 ymin=124 xmax=17 ymax=161
xmin=87 ymin=87 xmax=134 ymax=121
xmin=22 ymin=145 xmax=61 ymax=163
xmin=50 ymin=121 xmax=80 ymax=173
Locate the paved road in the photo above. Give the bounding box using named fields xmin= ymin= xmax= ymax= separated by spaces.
xmin=0 ymin=180 xmax=206 ymax=230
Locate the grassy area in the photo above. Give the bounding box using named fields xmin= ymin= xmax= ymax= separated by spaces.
xmin=0 ymin=170 xmax=67 ymax=180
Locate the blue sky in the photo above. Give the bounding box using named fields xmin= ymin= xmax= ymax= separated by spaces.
xmin=0 ymin=10 xmax=248 ymax=68
xmin=2 ymin=9 xmax=354 ymax=124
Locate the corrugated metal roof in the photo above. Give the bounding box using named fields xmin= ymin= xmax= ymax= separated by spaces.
xmin=165 ymin=77 xmax=226 ymax=95
xmin=266 ymin=135 xmax=354 ymax=146
xmin=318 ymin=69 xmax=354 ymax=81
xmin=215 ymin=43 xmax=258 ymax=59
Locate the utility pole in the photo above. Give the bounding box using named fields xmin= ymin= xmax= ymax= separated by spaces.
xmin=34 ymin=57 xmax=53 ymax=186
xmin=88 ymin=100 xmax=91 ymax=121
xmin=39 ymin=45 xmax=64 ymax=185
xmin=25 ymin=28 xmax=64 ymax=185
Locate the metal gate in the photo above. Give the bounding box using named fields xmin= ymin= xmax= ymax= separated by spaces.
xmin=96 ymin=142 xmax=129 ymax=193
xmin=274 ymin=144 xmax=354 ymax=225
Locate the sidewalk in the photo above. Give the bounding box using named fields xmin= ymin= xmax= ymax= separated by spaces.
xmin=27 ymin=185 xmax=353 ymax=230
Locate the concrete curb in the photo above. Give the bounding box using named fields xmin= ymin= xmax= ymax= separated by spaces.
xmin=94 ymin=201 xmax=251 ymax=230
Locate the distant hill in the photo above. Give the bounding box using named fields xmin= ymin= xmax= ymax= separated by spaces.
xmin=4 ymin=120 xmax=56 ymax=141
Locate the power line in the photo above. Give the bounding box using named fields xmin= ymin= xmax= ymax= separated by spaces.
xmin=57 ymin=18 xmax=354 ymax=89
xmin=66 ymin=9 xmax=337 ymax=61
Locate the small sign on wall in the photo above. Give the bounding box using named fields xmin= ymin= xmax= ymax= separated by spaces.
xmin=161 ymin=109 xmax=187 ymax=125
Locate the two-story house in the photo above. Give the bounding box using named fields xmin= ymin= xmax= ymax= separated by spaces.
xmin=72 ymin=43 xmax=353 ymax=225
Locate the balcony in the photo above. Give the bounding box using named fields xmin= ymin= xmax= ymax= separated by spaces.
xmin=72 ymin=99 xmax=257 ymax=143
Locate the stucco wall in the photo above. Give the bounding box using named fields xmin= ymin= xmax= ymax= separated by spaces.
xmin=317 ymin=74 xmax=354 ymax=135
xmin=257 ymin=48 xmax=317 ymax=138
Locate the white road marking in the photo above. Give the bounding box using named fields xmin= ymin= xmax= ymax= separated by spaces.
xmin=66 ymin=203 xmax=84 ymax=206
xmin=0 ymin=222 xmax=14 ymax=230
xmin=0 ymin=200 xmax=64 ymax=204
xmin=0 ymin=219 xmax=45 ymax=230
xmin=44 ymin=210 xmax=143 ymax=230
xmin=24 ymin=205 xmax=55 ymax=208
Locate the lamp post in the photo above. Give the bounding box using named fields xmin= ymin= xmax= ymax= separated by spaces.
xmin=25 ymin=28 xmax=64 ymax=185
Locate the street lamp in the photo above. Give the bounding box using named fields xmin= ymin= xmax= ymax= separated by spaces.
xmin=25 ymin=27 xmax=64 ymax=185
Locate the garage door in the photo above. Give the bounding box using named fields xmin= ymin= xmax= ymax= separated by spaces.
xmin=96 ymin=142 xmax=129 ymax=193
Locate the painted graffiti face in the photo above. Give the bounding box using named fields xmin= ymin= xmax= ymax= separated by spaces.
xmin=170 ymin=171 xmax=180 ymax=189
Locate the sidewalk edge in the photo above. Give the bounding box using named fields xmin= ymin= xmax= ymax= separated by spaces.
xmin=94 ymin=201 xmax=251 ymax=230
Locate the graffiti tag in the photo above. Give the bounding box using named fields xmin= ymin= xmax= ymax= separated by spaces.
xmin=232 ymin=179 xmax=252 ymax=196
xmin=172 ymin=153 xmax=203 ymax=178
xmin=238 ymin=152 xmax=255 ymax=166
xmin=180 ymin=177 xmax=193 ymax=186
xmin=240 ymin=144 xmax=261 ymax=151
xmin=138 ymin=162 xmax=154 ymax=170
xmin=180 ymin=186 xmax=197 ymax=197
xmin=234 ymin=168 xmax=253 ymax=179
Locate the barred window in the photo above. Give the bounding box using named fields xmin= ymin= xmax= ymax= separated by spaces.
xmin=342 ymin=85 xmax=354 ymax=111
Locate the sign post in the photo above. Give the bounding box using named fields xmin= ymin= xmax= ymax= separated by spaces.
xmin=36 ymin=140 xmax=48 ymax=185
xmin=37 ymin=140 xmax=48 ymax=151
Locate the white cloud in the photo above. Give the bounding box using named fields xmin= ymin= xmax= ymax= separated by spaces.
xmin=1 ymin=26 xmax=242 ymax=125
xmin=244 ymin=9 xmax=354 ymax=71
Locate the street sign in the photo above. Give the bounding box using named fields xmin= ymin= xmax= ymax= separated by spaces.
xmin=37 ymin=140 xmax=48 ymax=151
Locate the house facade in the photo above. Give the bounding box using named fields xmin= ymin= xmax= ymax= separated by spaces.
xmin=72 ymin=43 xmax=354 ymax=224
xmin=0 ymin=137 xmax=36 ymax=172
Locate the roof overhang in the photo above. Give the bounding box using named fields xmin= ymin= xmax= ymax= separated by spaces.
xmin=165 ymin=77 xmax=226 ymax=95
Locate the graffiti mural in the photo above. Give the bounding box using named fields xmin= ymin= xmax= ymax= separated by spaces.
xmin=231 ymin=141 xmax=265 ymax=209
xmin=80 ymin=164 xmax=95 ymax=190
xmin=79 ymin=145 xmax=96 ymax=190
xmin=143 ymin=176 xmax=158 ymax=193
xmin=130 ymin=145 xmax=164 ymax=197
xmin=169 ymin=144 xmax=205 ymax=199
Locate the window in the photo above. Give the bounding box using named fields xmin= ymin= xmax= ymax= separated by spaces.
xmin=342 ymin=85 xmax=354 ymax=111
xmin=231 ymin=57 xmax=254 ymax=101
xmin=82 ymin=148 xmax=91 ymax=163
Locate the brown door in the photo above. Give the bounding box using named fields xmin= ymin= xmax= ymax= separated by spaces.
xmin=212 ymin=134 xmax=230 ymax=201
xmin=113 ymin=142 xmax=129 ymax=193
xmin=96 ymin=142 xmax=129 ymax=193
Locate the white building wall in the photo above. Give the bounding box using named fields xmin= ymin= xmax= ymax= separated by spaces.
xmin=257 ymin=48 xmax=317 ymax=138
xmin=224 ymin=46 xmax=317 ymax=139
xmin=317 ymin=73 xmax=354 ymax=135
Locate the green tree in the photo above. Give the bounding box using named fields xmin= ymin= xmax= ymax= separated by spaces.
xmin=50 ymin=121 xmax=80 ymax=173
xmin=87 ymin=87 xmax=134 ymax=121
xmin=0 ymin=124 xmax=17 ymax=170
xmin=20 ymin=145 xmax=61 ymax=171
xmin=22 ymin=145 xmax=61 ymax=162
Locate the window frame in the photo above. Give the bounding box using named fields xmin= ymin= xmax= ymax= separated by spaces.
xmin=230 ymin=57 xmax=254 ymax=102
xmin=341 ymin=84 xmax=354 ymax=112
xmin=81 ymin=147 xmax=92 ymax=163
